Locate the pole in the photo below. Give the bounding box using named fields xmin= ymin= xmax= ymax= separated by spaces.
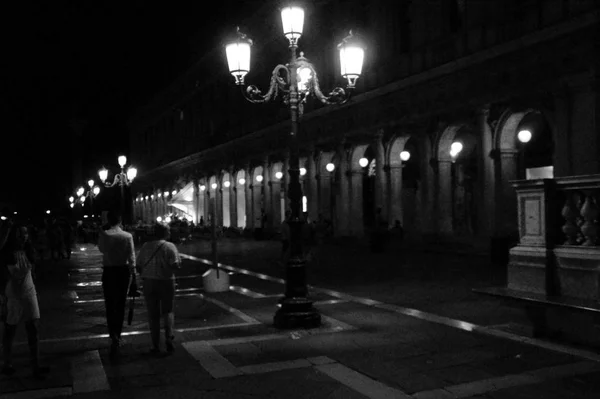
xmin=210 ymin=192 xmax=219 ymax=277
xmin=90 ymin=194 xmax=94 ymax=218
xmin=120 ymin=174 xmax=125 ymax=222
xmin=273 ymin=44 xmax=321 ymax=329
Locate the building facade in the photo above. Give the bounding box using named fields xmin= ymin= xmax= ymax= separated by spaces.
xmin=129 ymin=0 xmax=600 ymax=253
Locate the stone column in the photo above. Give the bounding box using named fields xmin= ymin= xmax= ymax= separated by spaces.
xmin=320 ymin=166 xmax=332 ymax=221
xmin=306 ymin=149 xmax=318 ymax=221
xmin=263 ymin=158 xmax=272 ymax=230
xmin=478 ymin=107 xmax=495 ymax=238
xmin=552 ymin=89 xmax=572 ymax=177
xmin=374 ymin=130 xmax=386 ymax=212
xmin=194 ymin=180 xmax=201 ymax=224
xmin=215 ymin=173 xmax=223 ymax=226
xmin=204 ymin=180 xmax=211 ymax=225
xmin=229 ymin=168 xmax=238 ymax=228
xmin=245 ymin=165 xmax=254 ymax=228
xmin=283 ymin=152 xmax=290 ymax=213
xmin=437 ymin=160 xmax=453 ymax=234
xmin=336 ymin=142 xmax=350 ymax=236
xmin=388 ymin=165 xmax=403 ymax=224
xmin=271 ymin=170 xmax=283 ymax=228
xmin=349 ymin=170 xmax=364 ymax=236
xmin=495 ymin=149 xmax=520 ymax=237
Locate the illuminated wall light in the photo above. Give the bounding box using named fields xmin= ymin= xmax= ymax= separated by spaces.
xmin=157 ymin=216 xmax=163 ymax=222
xmin=450 ymin=142 xmax=463 ymax=157
xmin=200 ymin=185 xmax=206 ymax=191
xmin=158 ymin=193 xmax=162 ymax=197
xmin=359 ymin=157 xmax=368 ymax=167
xmin=163 ymin=191 xmax=169 ymax=197
xmin=145 ymin=196 xmax=149 ymax=200
xmin=224 ymin=181 xmax=231 ymax=188
xmin=400 ymin=150 xmax=411 ymax=162
xmin=211 ymin=183 xmax=218 ymax=189
xmin=256 ymin=175 xmax=264 ymax=182
xmin=300 ymin=168 xmax=307 ymax=176
xmin=275 ymin=171 xmax=283 ymax=179
xmin=238 ymin=178 xmax=246 ymax=185
xmin=518 ymin=129 xmax=532 ymax=143
xmin=171 ymin=190 xmax=177 ymax=195
xmin=326 ymin=163 xmax=335 ymax=172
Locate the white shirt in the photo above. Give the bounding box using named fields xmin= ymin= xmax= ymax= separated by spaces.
xmin=137 ymin=240 xmax=180 ymax=280
xmin=98 ymin=226 xmax=135 ymax=270
xmin=6 ymin=250 xmax=36 ymax=299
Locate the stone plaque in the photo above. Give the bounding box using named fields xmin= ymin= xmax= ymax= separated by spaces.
xmin=524 ymin=198 xmax=541 ymax=236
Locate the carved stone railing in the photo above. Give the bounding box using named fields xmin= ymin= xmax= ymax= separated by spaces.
xmin=509 ymin=174 xmax=600 ymax=300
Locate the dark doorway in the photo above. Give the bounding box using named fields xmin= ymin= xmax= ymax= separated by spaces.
xmin=362 ymin=146 xmax=376 ymax=229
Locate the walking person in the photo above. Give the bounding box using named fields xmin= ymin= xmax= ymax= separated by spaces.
xmin=97 ymin=211 xmax=136 ymax=359
xmin=136 ymin=223 xmax=181 ymax=354
xmin=1 ymin=223 xmax=50 ymax=378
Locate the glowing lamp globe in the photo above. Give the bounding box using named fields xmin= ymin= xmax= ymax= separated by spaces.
xmin=280 ymin=5 xmax=304 ymax=43
xmin=256 ymin=175 xmax=263 ymax=182
xmin=275 ymin=171 xmax=283 ymax=179
xmin=326 ymin=163 xmax=335 ymax=172
xmin=238 ymin=178 xmax=246 ymax=185
xmin=338 ymin=31 xmax=366 ymax=88
xmin=93 ymin=187 xmax=100 ymax=195
xmin=300 ymin=168 xmax=307 ymax=176
xmin=400 ymin=151 xmax=411 ymax=162
xmin=118 ymin=155 xmax=127 ymax=167
xmin=171 ymin=190 xmax=177 ymax=195
xmin=518 ymin=129 xmax=532 ymax=143
xmin=157 ymin=216 xmax=163 ymax=222
xmin=127 ymin=167 xmax=137 ymax=181
xmin=98 ymin=167 xmax=108 ymax=183
xmin=359 ymin=157 xmax=368 ymax=167
xmin=224 ymin=181 xmax=231 ymax=188
xmin=76 ymin=187 xmax=84 ymax=197
xmin=225 ymin=29 xmax=253 ymax=85
xmin=88 ymin=179 xmax=94 ymax=188
xmin=211 ymin=183 xmax=218 ymax=190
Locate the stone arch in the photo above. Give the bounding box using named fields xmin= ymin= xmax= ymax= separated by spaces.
xmin=387 ymin=134 xmax=411 ymax=168
xmin=270 ymin=161 xmax=285 ymax=226
xmin=495 ymin=109 xmax=532 ymax=151
xmin=349 ymin=144 xmax=370 ymax=172
xmin=252 ymin=166 xmax=264 ymax=182
xmin=316 ymin=151 xmax=335 ymax=175
xmin=435 ymin=124 xmax=464 ymax=161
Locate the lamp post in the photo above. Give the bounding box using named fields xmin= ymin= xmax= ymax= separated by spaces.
xmin=225 ymin=5 xmax=366 ymax=329
xmin=98 ymin=155 xmax=137 ymax=222
xmin=76 ymin=180 xmax=101 ymax=218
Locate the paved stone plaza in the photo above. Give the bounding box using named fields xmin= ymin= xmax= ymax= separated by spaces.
xmin=2 ymin=238 xmax=600 ymax=398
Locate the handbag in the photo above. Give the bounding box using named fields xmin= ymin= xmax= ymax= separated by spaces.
xmin=127 ymin=241 xmax=166 ymax=325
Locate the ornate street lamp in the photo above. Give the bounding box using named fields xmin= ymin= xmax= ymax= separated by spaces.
xmin=76 ymin=179 xmax=101 ymax=217
xmin=99 ymin=155 xmax=137 ymax=220
xmin=225 ymin=5 xmax=366 ymax=329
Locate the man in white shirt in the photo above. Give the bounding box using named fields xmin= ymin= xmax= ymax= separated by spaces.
xmin=98 ymin=211 xmax=136 ymax=359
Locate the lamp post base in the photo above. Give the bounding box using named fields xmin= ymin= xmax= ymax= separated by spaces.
xmin=274 ymin=297 xmax=321 ymax=329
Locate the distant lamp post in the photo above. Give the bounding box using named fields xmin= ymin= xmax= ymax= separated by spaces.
xmin=99 ymin=155 xmax=137 ymax=220
xmin=518 ymin=129 xmax=532 ymax=143
xmin=46 ymin=210 xmax=51 ymax=215
xmin=76 ymin=179 xmax=101 ymax=217
xmin=225 ymin=4 xmax=366 ymax=329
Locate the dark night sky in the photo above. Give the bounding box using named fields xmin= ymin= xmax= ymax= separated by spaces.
xmin=1 ymin=0 xmax=261 ymax=216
